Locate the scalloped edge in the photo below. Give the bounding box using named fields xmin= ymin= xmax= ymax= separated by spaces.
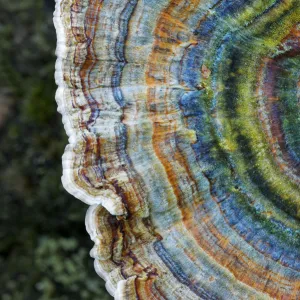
xmin=53 ymin=0 xmax=125 ymax=217
xmin=53 ymin=1 xmax=127 ymax=298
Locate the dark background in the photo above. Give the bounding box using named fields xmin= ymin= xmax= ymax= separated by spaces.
xmin=0 ymin=1 xmax=111 ymax=299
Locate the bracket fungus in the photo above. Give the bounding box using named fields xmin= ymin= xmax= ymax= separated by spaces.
xmin=54 ymin=0 xmax=300 ymax=299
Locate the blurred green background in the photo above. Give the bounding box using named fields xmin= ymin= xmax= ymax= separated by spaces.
xmin=0 ymin=1 xmax=112 ymax=299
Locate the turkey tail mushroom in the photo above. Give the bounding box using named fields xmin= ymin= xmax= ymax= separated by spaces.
xmin=54 ymin=0 xmax=300 ymax=299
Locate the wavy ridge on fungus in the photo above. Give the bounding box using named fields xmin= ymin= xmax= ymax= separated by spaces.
xmin=54 ymin=0 xmax=300 ymax=299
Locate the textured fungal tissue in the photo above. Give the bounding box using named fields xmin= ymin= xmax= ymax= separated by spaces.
xmin=54 ymin=0 xmax=300 ymax=299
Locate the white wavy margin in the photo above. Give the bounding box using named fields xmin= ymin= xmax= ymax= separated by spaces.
xmin=53 ymin=0 xmax=124 ymax=215
xmin=53 ymin=0 xmax=127 ymax=298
